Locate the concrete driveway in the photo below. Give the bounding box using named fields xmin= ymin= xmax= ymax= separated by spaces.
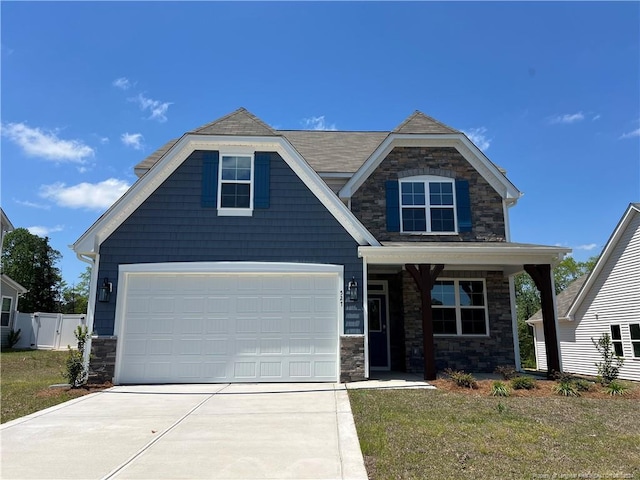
xmin=1 ymin=383 xmax=367 ymax=480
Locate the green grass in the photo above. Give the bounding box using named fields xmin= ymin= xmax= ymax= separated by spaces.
xmin=349 ymin=388 xmax=640 ymax=480
xmin=1 ymin=349 xmax=90 ymax=423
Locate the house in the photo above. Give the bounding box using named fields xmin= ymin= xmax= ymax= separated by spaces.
xmin=528 ymin=203 xmax=640 ymax=381
xmin=1 ymin=208 xmax=28 ymax=347
xmin=73 ymin=108 xmax=569 ymax=385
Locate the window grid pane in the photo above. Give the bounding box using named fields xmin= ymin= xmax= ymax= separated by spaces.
xmin=429 ymin=182 xmax=454 ymax=206
xmin=432 ymin=281 xmax=456 ymax=306
xmin=461 ymin=309 xmax=487 ymax=335
xmin=431 ymin=280 xmax=487 ymax=336
xmin=221 ymin=183 xmax=250 ymax=208
xmin=430 ymin=208 xmax=455 ymax=232
xmin=432 ymin=308 xmax=457 ymax=335
xmin=401 ymin=182 xmax=426 ymax=206
xmin=612 ymin=341 xmax=624 ymax=357
xmin=402 ymin=208 xmax=427 ymax=232
xmin=610 ymin=325 xmax=622 ymax=340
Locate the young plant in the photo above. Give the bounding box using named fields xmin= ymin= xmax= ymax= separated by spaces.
xmin=494 ymin=365 xmax=518 ymax=380
xmin=491 ymin=381 xmax=510 ymax=397
xmin=443 ymin=368 xmax=478 ymax=389
xmin=592 ymin=333 xmax=624 ymax=385
xmin=605 ymin=381 xmax=629 ymax=396
xmin=7 ymin=328 xmax=21 ymax=348
xmin=573 ymin=379 xmax=594 ymax=392
xmin=63 ymin=325 xmax=90 ymax=388
xmin=510 ymin=376 xmax=537 ymax=390
xmin=554 ymin=380 xmax=579 ymax=397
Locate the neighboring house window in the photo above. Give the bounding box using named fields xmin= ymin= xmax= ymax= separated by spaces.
xmin=431 ymin=280 xmax=488 ymax=335
xmin=385 ymin=177 xmax=471 ymax=233
xmin=610 ymin=325 xmax=624 ymax=357
xmin=630 ymin=323 xmax=640 ymax=358
xmin=1 ymin=297 xmax=12 ymax=327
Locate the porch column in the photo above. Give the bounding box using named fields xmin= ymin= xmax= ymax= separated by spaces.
xmin=405 ymin=263 xmax=444 ymax=380
xmin=524 ymin=264 xmax=561 ymax=378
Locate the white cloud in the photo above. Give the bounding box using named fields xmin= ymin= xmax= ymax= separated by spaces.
xmin=575 ymin=243 xmax=598 ymax=251
xmin=620 ymin=128 xmax=640 ymax=139
xmin=1 ymin=122 xmax=94 ymax=162
xmin=112 ymin=77 xmax=132 ymax=90
xmin=14 ymin=199 xmax=51 ymax=210
xmin=549 ymin=112 xmax=585 ymax=124
xmin=100 ymin=136 xmax=110 ymax=144
xmin=27 ymin=225 xmax=64 ymax=237
xmin=129 ymin=93 xmax=172 ymax=122
xmin=121 ymin=132 xmax=144 ymax=150
xmin=462 ymin=127 xmax=491 ymax=152
xmin=302 ymin=116 xmax=337 ymax=131
xmin=39 ymin=178 xmax=131 ymax=211
xmin=592 ymin=114 xmax=601 ymax=121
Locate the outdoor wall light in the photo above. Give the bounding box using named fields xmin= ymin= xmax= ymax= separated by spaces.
xmin=98 ymin=278 xmax=112 ymax=303
xmin=348 ymin=277 xmax=358 ymax=302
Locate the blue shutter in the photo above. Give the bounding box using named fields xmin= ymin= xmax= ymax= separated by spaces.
xmin=455 ymin=179 xmax=472 ymax=232
xmin=254 ymin=152 xmax=270 ymax=209
xmin=201 ymin=151 xmax=219 ymax=208
xmin=386 ymin=180 xmax=400 ymax=232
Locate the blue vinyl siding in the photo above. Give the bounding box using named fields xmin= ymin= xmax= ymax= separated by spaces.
xmin=254 ymin=152 xmax=270 ymax=209
xmin=95 ymin=151 xmax=363 ymax=335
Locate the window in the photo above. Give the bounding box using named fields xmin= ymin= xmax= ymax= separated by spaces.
xmin=610 ymin=325 xmax=624 ymax=357
xmin=1 ymin=297 xmax=12 ymax=327
xmin=218 ymin=154 xmax=253 ymax=214
xmin=400 ymin=176 xmax=456 ymax=233
xmin=431 ymin=280 xmax=488 ymax=335
xmin=630 ymin=323 xmax=640 ymax=358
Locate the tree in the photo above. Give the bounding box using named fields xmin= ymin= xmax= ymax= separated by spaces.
xmin=515 ymin=255 xmax=598 ymax=368
xmin=1 ymin=228 xmax=62 ymax=312
xmin=60 ymin=267 xmax=91 ymax=314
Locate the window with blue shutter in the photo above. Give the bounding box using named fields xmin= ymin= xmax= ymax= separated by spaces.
xmin=201 ymin=151 xmax=219 ymax=208
xmin=385 ymin=180 xmax=400 ymax=232
xmin=254 ymin=152 xmax=270 ymax=209
xmin=455 ymin=179 xmax=472 ymax=232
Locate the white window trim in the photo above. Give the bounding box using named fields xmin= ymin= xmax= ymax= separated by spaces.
xmin=610 ymin=324 xmax=624 ymax=357
xmin=1 ymin=296 xmax=13 ymax=328
xmin=629 ymin=323 xmax=640 ymax=359
xmin=399 ymin=175 xmax=458 ymax=235
xmin=432 ymin=278 xmax=489 ymax=337
xmin=217 ymin=151 xmax=255 ymax=216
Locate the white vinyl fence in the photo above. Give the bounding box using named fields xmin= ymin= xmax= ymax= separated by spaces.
xmin=11 ymin=312 xmax=87 ymax=350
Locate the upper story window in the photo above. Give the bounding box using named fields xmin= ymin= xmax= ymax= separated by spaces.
xmin=218 ymin=153 xmax=254 ymax=216
xmin=400 ymin=176 xmax=457 ymax=233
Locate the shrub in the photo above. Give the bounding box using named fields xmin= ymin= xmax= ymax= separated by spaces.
xmin=63 ymin=325 xmax=90 ymax=388
xmin=7 ymin=328 xmax=21 ymax=348
xmin=494 ymin=365 xmax=518 ymax=380
xmin=510 ymin=376 xmax=537 ymax=390
xmin=554 ymin=380 xmax=580 ymax=397
xmin=491 ymin=381 xmax=510 ymax=397
xmin=592 ymin=333 xmax=624 ymax=385
xmin=444 ymin=368 xmax=478 ymax=389
xmin=605 ymin=381 xmax=629 ymax=396
xmin=573 ymin=379 xmax=594 ymax=392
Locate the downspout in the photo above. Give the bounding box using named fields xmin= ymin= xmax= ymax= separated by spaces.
xmin=76 ymin=252 xmax=98 ymax=384
xmin=508 ymin=275 xmax=522 ymax=371
xmin=362 ymin=257 xmax=369 ymax=379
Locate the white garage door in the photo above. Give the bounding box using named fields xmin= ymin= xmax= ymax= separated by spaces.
xmin=114 ymin=263 xmax=341 ymax=384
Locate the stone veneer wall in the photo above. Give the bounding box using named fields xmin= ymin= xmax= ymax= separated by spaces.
xmin=403 ymin=270 xmax=515 ymax=373
xmin=340 ymin=335 xmax=365 ymax=382
xmin=88 ymin=336 xmax=117 ymax=384
xmin=350 ymin=146 xmax=506 ymax=242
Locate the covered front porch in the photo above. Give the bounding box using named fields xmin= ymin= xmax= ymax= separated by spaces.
xmin=359 ymin=242 xmax=570 ymax=380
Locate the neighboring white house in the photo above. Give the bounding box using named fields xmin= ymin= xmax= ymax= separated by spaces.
xmin=1 ymin=208 xmax=28 ymax=347
xmin=527 ymin=203 xmax=640 ymax=382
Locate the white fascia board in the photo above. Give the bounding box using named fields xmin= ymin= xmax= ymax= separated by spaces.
xmin=73 ymin=134 xmax=379 ymax=254
xmin=358 ymin=244 xmax=570 ymax=267
xmin=567 ymin=204 xmax=639 ymax=318
xmin=339 ymin=134 xmax=522 ymax=203
xmin=0 ymin=275 xmax=27 ymax=294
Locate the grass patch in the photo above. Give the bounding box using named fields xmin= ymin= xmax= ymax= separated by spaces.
xmin=1 ymin=349 xmax=104 ymax=423
xmin=349 ymin=388 xmax=640 ymax=479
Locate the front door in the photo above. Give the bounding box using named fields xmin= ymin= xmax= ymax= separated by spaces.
xmin=368 ymin=284 xmax=389 ymax=370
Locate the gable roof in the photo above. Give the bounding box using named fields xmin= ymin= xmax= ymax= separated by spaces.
xmin=393 ymin=110 xmax=460 ymax=134
xmin=190 ymin=107 xmax=277 ymax=136
xmin=565 ymin=203 xmax=640 ymax=319
xmin=527 ymin=274 xmax=589 ymax=323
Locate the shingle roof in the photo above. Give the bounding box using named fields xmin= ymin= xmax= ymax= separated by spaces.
xmin=134 ymin=108 xmax=467 ymax=177
xmin=280 ymin=130 xmax=388 ymax=173
xmin=393 ymin=111 xmax=460 ymax=134
xmin=528 ymin=274 xmax=589 ymax=322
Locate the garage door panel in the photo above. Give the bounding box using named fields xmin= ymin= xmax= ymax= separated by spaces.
xmin=116 ymin=269 xmax=339 ymax=384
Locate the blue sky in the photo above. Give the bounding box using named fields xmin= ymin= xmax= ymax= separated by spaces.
xmin=2 ymin=1 xmax=639 ymax=285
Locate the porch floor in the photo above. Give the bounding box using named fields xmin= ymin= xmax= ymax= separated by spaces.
xmin=345 ymin=371 xmax=435 ymax=390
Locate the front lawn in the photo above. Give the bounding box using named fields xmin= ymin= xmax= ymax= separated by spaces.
xmin=1 ymin=349 xmax=102 ymax=423
xmin=349 ymin=386 xmax=640 ymax=479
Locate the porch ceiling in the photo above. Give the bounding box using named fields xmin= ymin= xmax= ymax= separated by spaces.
xmin=358 ymin=242 xmax=571 ymax=275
